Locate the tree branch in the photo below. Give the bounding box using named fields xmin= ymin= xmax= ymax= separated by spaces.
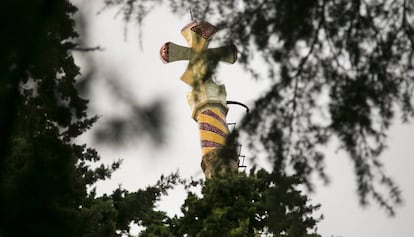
xmin=71 ymin=46 xmax=104 ymax=52
xmin=286 ymin=0 xmax=325 ymax=157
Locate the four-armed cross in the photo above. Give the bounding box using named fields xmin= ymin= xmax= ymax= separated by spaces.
xmin=160 ymin=21 xmax=239 ymax=178
xmin=160 ymin=21 xmax=237 ymax=86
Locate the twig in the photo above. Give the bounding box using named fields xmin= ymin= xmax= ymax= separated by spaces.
xmin=72 ymin=46 xmax=105 ymax=52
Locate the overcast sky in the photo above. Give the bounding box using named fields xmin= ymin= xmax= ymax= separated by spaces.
xmin=71 ymin=1 xmax=414 ymax=236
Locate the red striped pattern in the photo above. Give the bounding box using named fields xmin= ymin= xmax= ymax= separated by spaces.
xmin=201 ymin=140 xmax=223 ymax=148
xmin=199 ymin=123 xmax=227 ymax=137
xmin=200 ymin=109 xmax=227 ymax=126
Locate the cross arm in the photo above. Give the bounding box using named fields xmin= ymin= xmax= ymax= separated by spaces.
xmin=179 ymin=44 xmax=238 ymax=86
xmin=160 ymin=42 xmax=237 ymax=65
xmin=205 ymin=44 xmax=238 ymax=64
xmin=160 ymin=42 xmax=193 ymax=63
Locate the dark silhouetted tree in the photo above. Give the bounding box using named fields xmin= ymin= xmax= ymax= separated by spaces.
xmin=0 ymin=1 xmax=172 ymax=236
xmin=0 ymin=0 xmax=120 ymax=235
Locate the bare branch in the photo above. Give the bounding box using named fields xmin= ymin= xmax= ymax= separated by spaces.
xmin=72 ymin=46 xmax=105 ymax=52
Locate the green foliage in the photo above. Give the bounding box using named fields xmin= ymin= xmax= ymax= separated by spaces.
xmin=106 ymin=170 xmax=321 ymax=237
xmin=105 ymin=0 xmax=414 ymax=214
xmin=174 ymin=170 xmax=321 ymax=237
xmin=0 ymin=0 xmax=124 ymax=235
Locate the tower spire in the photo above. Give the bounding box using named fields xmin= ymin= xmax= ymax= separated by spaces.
xmin=160 ymin=21 xmax=238 ymax=178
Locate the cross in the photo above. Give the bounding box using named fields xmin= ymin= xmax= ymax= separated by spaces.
xmin=160 ymin=21 xmax=239 ymax=178
xmin=160 ymin=21 xmax=237 ymax=87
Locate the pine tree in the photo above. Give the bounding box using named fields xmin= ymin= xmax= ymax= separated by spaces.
xmin=173 ymin=170 xmax=321 ymax=237
xmin=0 ymin=1 xmax=120 ymax=235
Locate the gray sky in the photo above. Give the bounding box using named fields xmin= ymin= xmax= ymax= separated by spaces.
xmin=72 ymin=1 xmax=414 ymax=236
